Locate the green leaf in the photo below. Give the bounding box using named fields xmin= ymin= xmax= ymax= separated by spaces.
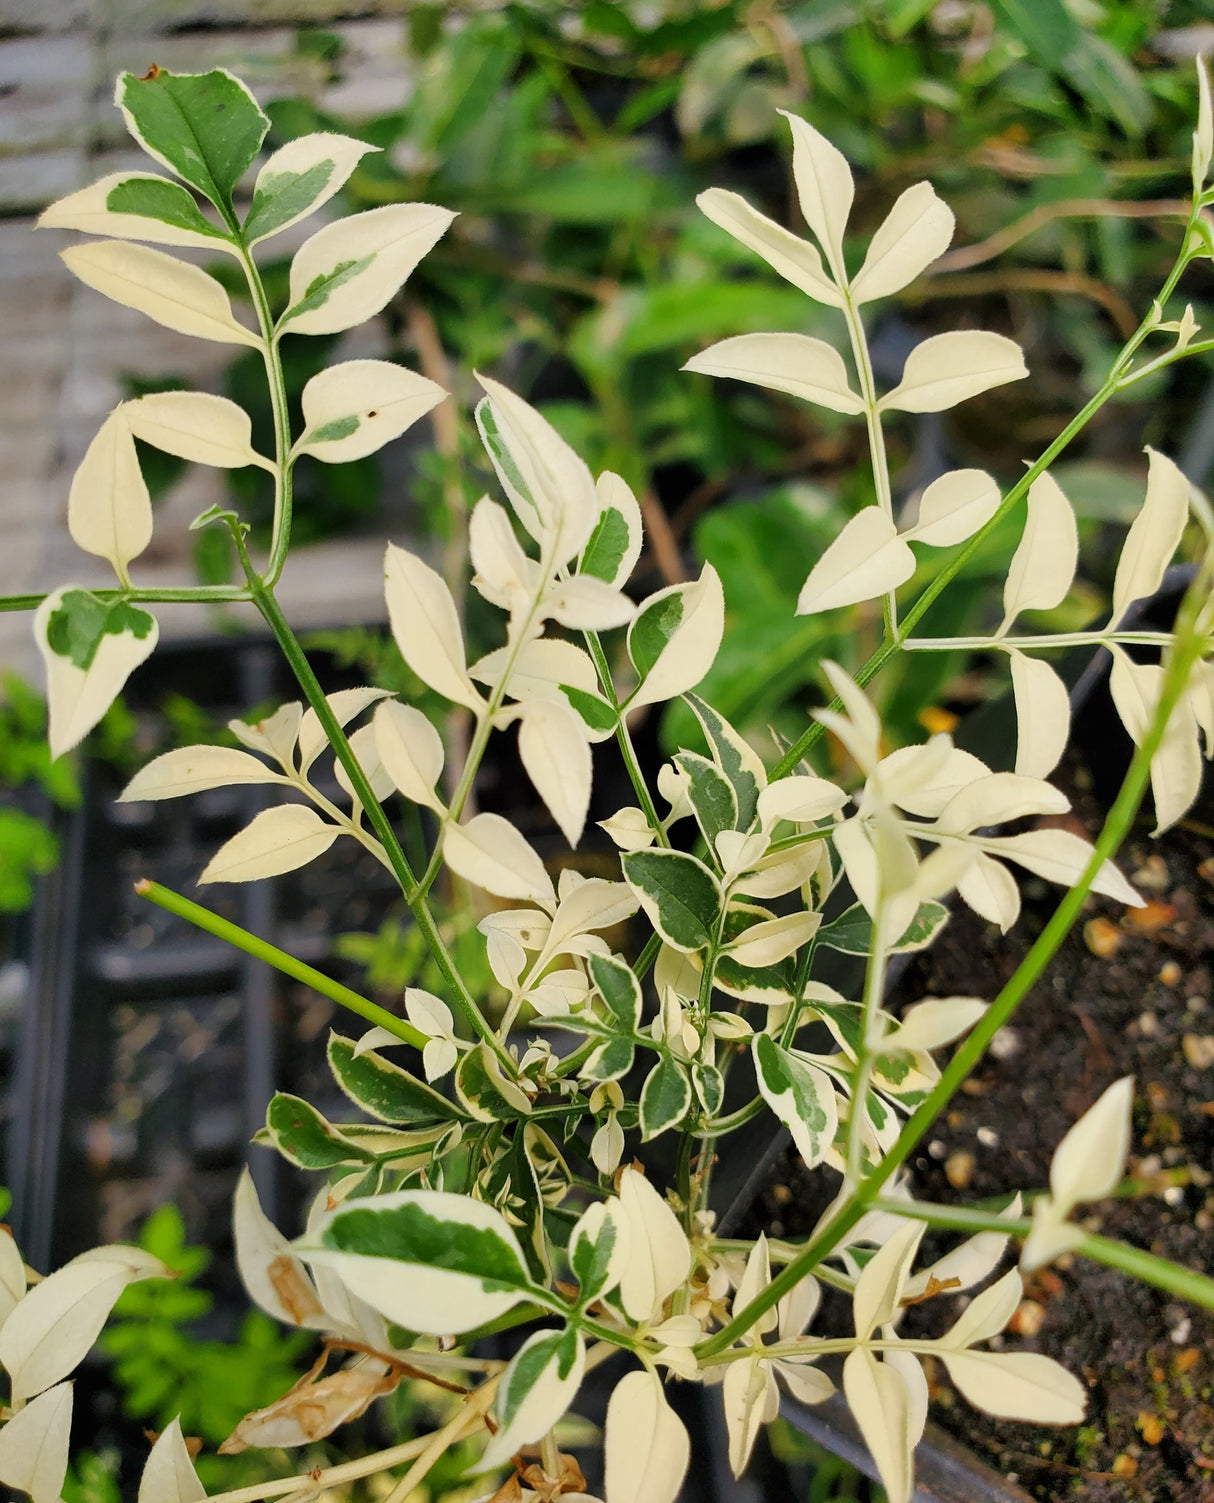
xmin=685 ymin=693 xmax=763 ymax=830
xmin=988 ymin=0 xmax=1079 ymax=61
xmin=482 ymin=1324 xmax=586 ymax=1470
xmin=580 ymin=506 xmax=631 ymax=583
xmin=243 ymin=161 xmax=332 ymax=243
xmin=327 ymin=1032 xmax=463 ymax=1124
xmin=117 ymin=67 xmax=269 ymax=213
xmin=628 ymin=591 xmax=685 ymax=679
xmin=569 ymin=1204 xmax=623 ymax=1304
xmin=621 ymin=848 xmax=722 ymax=953
xmin=818 ymin=900 xmax=950 ymax=956
xmin=753 ymin=1033 xmax=837 ymax=1170
xmin=587 ymin=952 xmax=642 ymax=1031
xmin=105 ymin=176 xmax=228 ymax=240
xmin=263 ymin=1093 xmax=374 ymax=1169
xmin=581 ymin=1036 xmax=636 ymax=1083
xmin=674 ymin=749 xmax=738 ymax=849
xmin=44 ymin=591 xmax=154 ymax=672
xmin=713 ymin=953 xmax=795 ymax=1007
xmin=692 ymin=1061 xmax=724 ymax=1117
xmin=561 ymin=683 xmax=618 ymax=734
xmin=639 ymin=1054 xmax=692 ymax=1141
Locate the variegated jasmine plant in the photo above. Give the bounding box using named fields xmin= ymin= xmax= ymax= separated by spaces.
xmin=3 ymin=61 xmax=1214 ymax=1503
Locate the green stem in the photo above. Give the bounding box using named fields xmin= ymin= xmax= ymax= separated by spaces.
xmin=584 ymin=629 xmax=668 ymax=844
xmin=236 ymin=244 xmax=295 ymax=587
xmin=840 ymin=290 xmax=897 ymax=637
xmin=136 ymin=879 xmax=427 ymax=1047
xmin=1 ymin=586 xmax=251 ymax=613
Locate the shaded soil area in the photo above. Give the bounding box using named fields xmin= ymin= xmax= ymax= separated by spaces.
xmin=743 ymin=754 xmax=1214 ymax=1501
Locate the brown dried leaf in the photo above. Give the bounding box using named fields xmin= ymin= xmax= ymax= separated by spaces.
xmin=218 ymin=1362 xmax=400 ymax=1454
xmin=268 ymin=1253 xmax=325 ymax=1326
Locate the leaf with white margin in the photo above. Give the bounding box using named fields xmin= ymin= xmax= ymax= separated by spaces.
xmin=0 ymin=1246 xmax=168 ymax=1402
xmin=903 ymin=468 xmax=1000 ymax=548
xmin=683 ymin=332 xmax=863 ymax=415
xmin=1050 ymin=1075 xmax=1134 ymax=1211
xmin=615 ymin=1167 xmax=692 ymax=1323
xmin=1110 ymin=447 xmax=1189 ymax=626
xmin=244 ymin=132 xmax=378 ymax=245
xmin=61 ymin=242 xmax=260 ymax=346
xmin=887 ymin=996 xmax=987 ymax=1055
xmin=443 ymin=812 xmax=555 ymax=907
xmin=780 ymin=109 xmax=854 ymax=276
xmin=695 ymin=187 xmax=843 ymax=306
xmin=233 ymin=1168 xmax=327 ymax=1331
xmin=518 ymin=698 xmax=592 ymax=846
xmin=851 ymin=1218 xmax=926 ymax=1341
xmin=138 ymin=1416 xmax=205 ymax=1503
xmin=542 ymin=574 xmax=636 ymax=630
xmin=294 ymin=1189 xmax=536 ymax=1335
xmin=120 ymin=744 xmax=288 ymax=802
xmin=582 ymin=469 xmax=645 ymax=587
xmin=0 ymin=1381 xmax=72 ymax=1503
xmin=753 ymin=1033 xmax=837 ymax=1170
xmin=728 ymin=910 xmax=821 ymax=967
xmin=851 ymin=181 xmax=955 ymax=304
xmin=35 ymin=588 xmax=158 ymax=761
xmin=957 ymin=850 xmax=1022 ymax=932
xmin=126 ymin=390 xmax=265 ymax=469
xmin=627 ymin=563 xmax=724 ymax=710
xmin=481 ymin=1325 xmax=586 ymax=1469
xmin=1000 ymin=473 xmax=1078 ymax=631
xmin=199 ymin=804 xmax=339 ymax=884
xmin=604 ymin=1369 xmax=690 ymax=1503
xmin=384 ymin=543 xmax=482 ymax=711
xmin=295 ymin=360 xmax=445 ymax=464
xmin=568 ymin=1198 xmax=630 ymax=1305
xmin=0 ymin=1228 xmax=25 ymax=1330
xmin=621 ymin=848 xmax=721 ymax=953
xmin=981 ymin=829 xmax=1141 ymax=907
xmin=67 ymin=409 xmax=151 ymax=581
xmin=796 ymin=507 xmax=916 ymax=616
xmin=373 ymin=700 xmax=445 ymax=812
xmin=940 ymin=1350 xmax=1086 ymax=1423
xmin=880 ymin=331 xmax=1027 ymax=414
xmin=940 ymin=1267 xmax=1023 ymax=1350
xmin=282 ymin=203 xmax=456 ymax=336
xmin=296 ymin=686 xmax=392 ymax=774
xmin=734 ymin=839 xmax=826 ymax=901
xmin=1008 ymin=650 xmax=1070 ymax=779
xmin=38 ymin=171 xmax=234 ymax=253
xmin=842 ymin=1350 xmax=915 ymax=1503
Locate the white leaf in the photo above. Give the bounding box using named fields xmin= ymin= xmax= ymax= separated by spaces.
xmin=754 ymin=773 xmax=846 ymax=828
xmin=442 ymin=812 xmax=555 ymax=907
xmin=903 ymin=468 xmax=1000 ymax=547
xmin=780 ymin=109 xmax=854 ymax=274
xmin=481 ymin=1327 xmax=586 ymax=1469
xmin=542 ymin=574 xmax=636 ymax=631
xmin=138 ymin=1416 xmax=205 ymax=1503
xmin=0 ymin=1247 xmax=167 ymax=1401
xmin=727 ymin=910 xmax=820 ymax=967
xmin=1111 ymin=447 xmax=1189 ymax=625
xmin=796 ymin=507 xmax=916 ymax=616
xmin=373 ymin=700 xmax=445 ymax=812
xmin=1009 ymin=650 xmax=1070 ymax=779
xmin=880 ymin=331 xmax=1027 ymax=414
xmin=120 ymin=744 xmax=286 ymax=802
xmin=233 ymin=1169 xmax=327 ymax=1332
xmin=324 ymin=723 xmax=393 ymax=809
xmin=471 ymin=638 xmax=599 ymax=706
xmin=723 ymin=1357 xmax=774 ymax=1477
xmin=822 ymin=661 xmax=883 ymax=774
xmin=842 ymin=1350 xmax=914 ymax=1503
xmin=904 ymin=1195 xmax=1022 ymax=1301
xmin=245 ymin=132 xmax=378 ymax=245
xmin=934 ymin=771 xmax=1069 ymax=835
xmin=0 ymin=1229 xmax=26 ymax=1331
xmin=957 ymin=851 xmax=1021 ymax=931
xmin=126 ymin=390 xmax=263 ymax=469
xmin=1001 ymin=473 xmax=1078 ymax=630
xmin=468 ymin=496 xmax=536 ymax=611
xmin=874 ymin=742 xmax=987 ymax=818
xmin=684 ymin=332 xmax=863 ymax=415
xmin=283 ymin=203 xmax=456 ymax=335
xmin=695 ymin=187 xmax=843 ymax=306
xmin=67 ymin=410 xmax=152 ymax=580
xmin=889 ymin=996 xmax=987 ymax=1054
xmin=981 ymin=829 xmax=1142 ymax=908
xmin=1196 ymin=54 xmax=1213 ymax=190
xmin=616 ymin=1168 xmax=692 ymax=1323
xmin=39 ymin=171 xmax=236 ymax=253
xmin=1148 ymin=695 xmax=1204 ymax=835
xmin=199 ymin=804 xmax=339 ymax=884
xmin=941 ymin=1350 xmax=1086 ymax=1424
xmin=297 ymin=686 xmax=392 ymax=774
xmin=734 ymin=839 xmax=825 ymax=900
xmin=589 ymin=470 xmax=645 ymax=587
xmin=1049 ymin=1075 xmax=1134 ymax=1211
xmin=518 ymin=698 xmax=593 ymax=847
xmin=384 ymin=543 xmax=482 ymax=711
xmin=851 ymin=181 xmax=954 ymax=304
xmin=230 ymin=701 xmax=302 ymax=768
xmin=61 ymin=241 xmax=260 ymax=346
xmin=35 ymin=588 xmax=159 ymax=761
xmin=604 ymin=1370 xmax=690 ymax=1503
xmin=941 ymin=1267 xmax=1022 ymax=1350
xmin=628 ymin=563 xmax=725 ymax=710
xmin=296 ymin=360 xmax=445 ymax=463
xmin=0 ymin=1382 xmax=72 ymax=1503
xmin=851 ymin=1219 xmax=925 ymax=1341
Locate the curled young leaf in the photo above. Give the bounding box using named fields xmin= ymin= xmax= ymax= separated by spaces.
xmin=244 ymin=132 xmax=378 ymax=245
xmin=295 ymin=360 xmax=445 ymax=464
xmin=850 ymin=181 xmax=954 ymax=304
xmin=796 ymin=506 xmax=916 ymax=616
xmin=1194 ymin=54 xmax=1212 ymax=192
xmin=695 ymin=187 xmax=843 ymax=306
xmin=684 ymin=332 xmax=863 ymax=415
xmin=384 ymin=543 xmax=482 ymax=711
xmin=879 ymin=331 xmax=1027 ymax=414
xmin=199 ymin=804 xmax=340 ymax=884
xmin=68 ymin=409 xmax=152 ymax=582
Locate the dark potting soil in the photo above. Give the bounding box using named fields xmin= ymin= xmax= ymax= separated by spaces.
xmin=739 ymin=754 xmax=1214 ymax=1501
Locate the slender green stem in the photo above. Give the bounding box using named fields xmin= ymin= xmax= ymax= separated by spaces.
xmin=136 ymin=879 xmax=427 ymax=1047
xmin=840 ymin=291 xmax=898 ymax=637
xmin=1 ymin=586 xmax=251 ymax=614
xmin=905 ymin=630 xmax=1186 ymax=652
xmin=845 ymin=916 xmax=889 ymax=1189
xmin=584 ymin=628 xmax=669 ymax=844
xmin=236 ymin=244 xmax=295 ymax=587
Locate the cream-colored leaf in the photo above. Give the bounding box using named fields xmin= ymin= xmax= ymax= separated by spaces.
xmin=599 ymin=805 xmax=657 ymax=851
xmin=246 ymin=132 xmax=378 ymax=245
xmin=126 ymin=390 xmax=263 ymax=469
xmin=695 ymin=187 xmax=843 ymax=306
xmin=957 ymin=850 xmax=1021 ymax=931
xmin=373 ymin=700 xmax=445 ymax=812
xmin=471 ymin=637 xmax=599 ymax=706
xmin=1009 ymin=650 xmax=1070 ymax=779
xmin=443 ymin=812 xmax=556 ymax=907
xmin=68 ymin=409 xmax=152 ymax=579
xmin=941 ymin=1267 xmax=1023 ymax=1351
xmin=723 ymin=1357 xmax=773 ymax=1478
xmin=296 ymin=360 xmax=445 ymax=464
xmin=297 ymin=686 xmax=392 ymax=773
xmin=850 ymin=181 xmax=954 ymax=304
xmin=888 ymin=996 xmax=987 ymax=1055
xmin=542 ymin=574 xmax=636 ymax=630
xmin=0 ymin=1247 xmax=167 ymax=1402
xmin=0 ymin=1381 xmax=72 ymax=1503
xmin=39 ymin=172 xmax=235 ymax=253
xmin=941 ymin=1350 xmax=1086 ymax=1424
xmin=604 ymin=1370 xmax=690 ymax=1503
xmin=0 ymin=1229 xmax=26 ymax=1331
xmin=756 ymin=775 xmax=848 ymax=827
xmin=384 ymin=543 xmax=482 ymax=711
xmin=283 ymin=203 xmax=456 ymax=335
xmin=981 ymin=829 xmax=1141 ymax=907
xmin=733 ymin=838 xmax=825 ymax=900
xmin=616 ymin=1168 xmax=692 ymax=1323
xmin=233 ymin=1168 xmax=327 ymax=1332
xmin=875 ymin=742 xmax=987 ymax=818
xmin=333 ymin=721 xmax=405 ymax=816
xmin=468 ymin=496 xmax=536 ymax=611
xmin=61 ymin=241 xmax=260 ymax=346
xmin=230 ymin=701 xmax=302 ymax=769
xmin=796 ymin=507 xmax=916 ymax=616
xmin=120 ymin=744 xmax=286 ymax=802
xmin=138 ymin=1416 xmax=205 ymax=1503
xmin=851 ymin=1218 xmax=926 ymax=1341
xmin=481 ymin=1327 xmax=586 ymax=1470
xmin=904 ymin=1195 xmax=1022 ymax=1302
xmin=1111 ymin=447 xmax=1189 ymax=625
xmin=780 ymin=109 xmax=854 ymax=274
xmin=903 ymin=468 xmax=1000 ymax=547
xmin=1049 ymin=1075 xmax=1134 ymax=1211
xmin=1148 ymin=696 xmax=1204 ymax=834
xmin=880 ymin=331 xmax=1027 ymax=414
xmin=199 ymin=804 xmax=339 ymax=884
xmin=842 ymin=1350 xmax=914 ymax=1503
xmin=518 ymin=697 xmax=593 ymax=846
xmin=629 ymin=563 xmax=725 ymax=710
xmin=934 ymin=771 xmax=1069 ymax=835
xmin=684 ymin=332 xmax=863 ymax=415
xmin=726 ymin=910 xmax=820 ymax=967
xmin=1194 ymin=54 xmax=1212 ymax=190
xmin=1001 ymin=473 xmax=1078 ymax=630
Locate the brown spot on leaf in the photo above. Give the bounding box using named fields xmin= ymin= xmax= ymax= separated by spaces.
xmin=268 ymin=1253 xmax=324 ymax=1325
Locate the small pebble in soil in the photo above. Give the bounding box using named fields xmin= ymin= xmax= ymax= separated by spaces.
xmin=989 ymin=1026 xmax=1021 ymax=1059
xmin=928 ymin=1139 xmax=946 ymax=1159
xmin=945 ymin=1150 xmax=975 ymax=1189
xmin=1113 ymin=1454 xmax=1139 ymax=1478
xmin=1133 ymin=854 xmax=1171 ymax=892
xmin=1159 ymin=960 xmax=1184 ymax=986
xmin=1009 ymin=1298 xmax=1046 ymax=1336
xmin=1182 ymin=1034 xmax=1214 ymax=1068
xmin=1085 ymin=915 xmax=1123 ymax=957
xmin=976 ymin=1126 xmax=999 ymax=1147
xmin=1127 ymin=899 xmax=1178 ymax=933
xmin=1139 ymin=1011 xmax=1159 ymax=1036
xmin=1171 ymin=1316 xmax=1193 ymax=1344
